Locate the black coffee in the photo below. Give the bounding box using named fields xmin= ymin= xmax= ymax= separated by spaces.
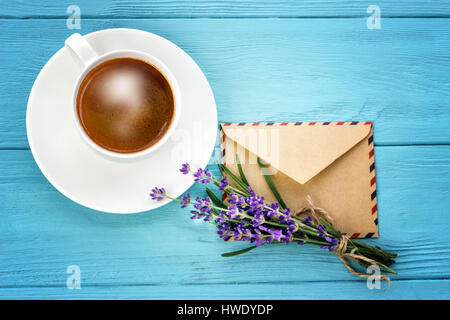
xmin=77 ymin=57 xmax=175 ymax=153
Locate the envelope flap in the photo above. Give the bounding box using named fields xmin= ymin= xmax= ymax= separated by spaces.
xmin=221 ymin=123 xmax=371 ymax=184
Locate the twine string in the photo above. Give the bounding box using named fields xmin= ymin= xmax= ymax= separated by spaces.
xmin=296 ymin=195 xmax=335 ymax=225
xmin=298 ymin=195 xmax=390 ymax=282
xmin=335 ymin=235 xmax=390 ymax=282
xmin=305 ymin=195 xmax=335 ymax=225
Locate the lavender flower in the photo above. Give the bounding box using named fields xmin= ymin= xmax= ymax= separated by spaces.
xmin=190 ymin=210 xmax=204 ymax=220
xmin=193 ymin=168 xmax=203 ymax=181
xmin=227 ymin=193 xmax=244 ymax=205
xmin=219 ymin=177 xmax=229 ymax=191
xmin=180 ymin=163 xmax=190 ymax=175
xmin=287 ymin=220 xmax=297 ymax=232
xmin=316 ymin=224 xmax=326 ymax=237
xmin=278 ymin=208 xmax=291 ymax=223
xmin=209 ymin=187 xmax=300 ymax=247
xmin=270 ymin=202 xmax=279 ymax=210
xmin=265 ymin=210 xmax=277 ymax=218
xmin=248 ymin=185 xmax=256 ymax=196
xmin=193 ymin=168 xmax=213 ymax=184
xmin=180 ymin=193 xmax=191 ymax=208
xmin=303 ymin=216 xmax=313 ymax=226
xmin=149 ymin=160 xmax=398 ymax=280
xmin=151 ymin=182 xmax=301 ymax=249
xmin=201 ymin=170 xmax=213 ymax=184
xmin=270 ymin=229 xmax=284 ymax=242
xmin=325 ymin=236 xmax=339 ymax=244
xmin=193 ymin=197 xmax=213 ymax=213
xmin=226 ymin=205 xmax=241 ymax=219
xmin=150 ymin=187 xmax=166 ymax=201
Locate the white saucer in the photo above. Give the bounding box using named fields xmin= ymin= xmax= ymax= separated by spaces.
xmin=26 ymin=28 xmax=217 ymax=214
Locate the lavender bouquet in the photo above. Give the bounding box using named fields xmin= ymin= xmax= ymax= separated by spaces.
xmin=150 ymin=156 xmax=397 ymax=281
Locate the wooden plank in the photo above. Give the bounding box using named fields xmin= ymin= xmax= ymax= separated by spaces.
xmin=1 ymin=18 xmax=450 ymax=148
xmin=2 ymin=1 xmax=450 ymax=18
xmin=1 ymin=280 xmax=449 ymax=299
xmin=0 ymin=145 xmax=449 ymax=299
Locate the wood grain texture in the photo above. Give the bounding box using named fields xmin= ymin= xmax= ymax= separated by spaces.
xmin=0 ymin=146 xmax=449 ymax=299
xmin=1 ymin=280 xmax=449 ymax=300
xmin=1 ymin=18 xmax=450 ymax=149
xmin=1 ymin=0 xmax=449 ymax=300
xmin=2 ymin=0 xmax=450 ymax=18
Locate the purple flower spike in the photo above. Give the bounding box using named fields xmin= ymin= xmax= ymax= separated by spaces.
xmin=150 ymin=187 xmax=166 ymax=201
xmin=193 ymin=197 xmax=213 ymax=213
xmin=227 ymin=193 xmax=244 ymax=205
xmin=266 ymin=210 xmax=276 ymax=218
xmin=219 ymin=177 xmax=229 ymax=191
xmin=316 ymin=224 xmax=326 ymax=233
xmin=200 ymin=170 xmax=212 ymax=184
xmin=193 ymin=168 xmax=203 ymax=182
xmin=270 ymin=229 xmax=284 ymax=242
xmin=227 ymin=205 xmax=241 ymax=219
xmin=190 ymin=210 xmax=204 ymax=220
xmin=193 ymin=168 xmax=212 ymax=184
xmin=180 ymin=193 xmax=191 ymax=208
xmin=303 ymin=216 xmax=313 ymax=226
xmin=180 ymin=163 xmax=190 ymax=175
xmin=325 ymin=236 xmax=339 ymax=244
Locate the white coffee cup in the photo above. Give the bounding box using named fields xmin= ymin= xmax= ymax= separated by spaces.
xmin=65 ymin=33 xmax=181 ymax=160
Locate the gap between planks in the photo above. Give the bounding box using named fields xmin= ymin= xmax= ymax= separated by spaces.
xmin=2 ymin=16 xmax=450 ymax=20
xmin=1 ymin=277 xmax=450 ymax=290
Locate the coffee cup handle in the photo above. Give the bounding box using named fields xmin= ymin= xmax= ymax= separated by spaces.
xmin=65 ymin=33 xmax=98 ymax=66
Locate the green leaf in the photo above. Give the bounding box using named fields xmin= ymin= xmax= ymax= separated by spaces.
xmin=216 ymin=161 xmax=224 ymax=177
xmin=206 ymin=188 xmax=227 ymax=209
xmin=235 ymin=154 xmax=249 ymax=186
xmin=257 ymin=157 xmax=287 ymax=209
xmin=221 ymin=246 xmax=257 ymax=257
xmin=219 ymin=164 xmax=249 ymax=194
xmin=319 ymin=217 xmax=341 ymax=238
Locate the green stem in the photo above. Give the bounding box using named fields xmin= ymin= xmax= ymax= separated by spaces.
xmin=293 ymin=237 xmax=330 ymax=246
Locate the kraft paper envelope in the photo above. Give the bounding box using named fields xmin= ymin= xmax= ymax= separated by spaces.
xmin=220 ymin=121 xmax=378 ymax=239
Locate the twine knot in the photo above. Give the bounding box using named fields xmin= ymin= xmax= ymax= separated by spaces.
xmin=334 ymin=235 xmax=390 ymax=282
xmin=298 ymin=195 xmax=390 ymax=282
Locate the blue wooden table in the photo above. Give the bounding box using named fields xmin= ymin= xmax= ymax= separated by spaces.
xmin=1 ymin=1 xmax=450 ymax=299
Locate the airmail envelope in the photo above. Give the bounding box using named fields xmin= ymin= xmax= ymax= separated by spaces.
xmin=220 ymin=122 xmax=378 ymax=239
